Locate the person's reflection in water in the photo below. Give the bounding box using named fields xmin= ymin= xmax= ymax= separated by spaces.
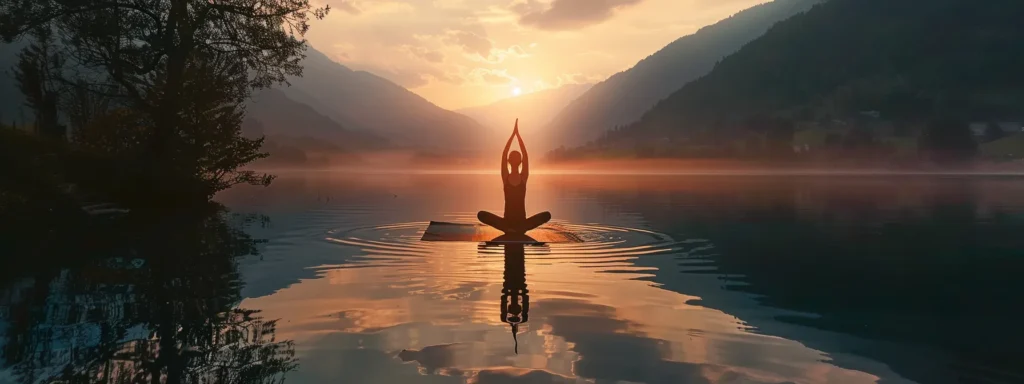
xmin=478 ymin=119 xmax=551 ymax=235
xmin=500 ymin=242 xmax=529 ymax=354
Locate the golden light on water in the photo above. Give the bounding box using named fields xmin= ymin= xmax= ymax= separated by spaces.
xmin=226 ymin=173 xmax=929 ymax=383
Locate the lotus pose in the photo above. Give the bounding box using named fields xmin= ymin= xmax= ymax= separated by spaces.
xmin=478 ymin=120 xmax=551 ymax=234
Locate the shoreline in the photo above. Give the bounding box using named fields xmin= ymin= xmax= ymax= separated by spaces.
xmin=248 ymin=157 xmax=1024 ymax=176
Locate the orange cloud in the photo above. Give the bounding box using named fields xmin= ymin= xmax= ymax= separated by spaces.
xmin=444 ymin=29 xmax=494 ymax=57
xmin=467 ymin=68 xmax=517 ymax=85
xmin=404 ymin=45 xmax=445 ymax=63
xmin=333 ymin=0 xmax=361 ymax=15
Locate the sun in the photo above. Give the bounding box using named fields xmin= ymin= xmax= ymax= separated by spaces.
xmin=512 ymin=87 xmax=522 ymax=96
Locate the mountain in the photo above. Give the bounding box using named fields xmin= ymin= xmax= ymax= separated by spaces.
xmin=278 ymin=47 xmax=486 ymax=152
xmin=565 ymin=0 xmax=1024 ymax=158
xmin=0 ymin=43 xmax=485 ymax=152
xmin=456 ymin=83 xmax=592 ymax=147
xmin=544 ymin=0 xmax=821 ymax=149
xmin=244 ymin=88 xmax=385 ymax=150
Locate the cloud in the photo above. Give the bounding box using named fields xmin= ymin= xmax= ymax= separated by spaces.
xmin=469 ymin=44 xmax=529 ymax=63
xmin=443 ymin=30 xmax=494 ymax=58
xmin=333 ymin=0 xmax=361 ymax=15
xmin=556 ymin=72 xmax=600 ymax=85
xmin=470 ymin=368 xmax=577 ymax=384
xmin=512 ymin=0 xmax=646 ymax=31
xmin=467 ymin=68 xmax=516 ymax=85
xmin=404 ymin=45 xmax=445 ymax=63
xmin=430 ymin=71 xmax=465 ymax=84
xmin=431 ymin=0 xmax=469 ymax=8
xmin=440 ymin=29 xmax=529 ymax=63
xmin=368 ymin=62 xmax=472 ymax=88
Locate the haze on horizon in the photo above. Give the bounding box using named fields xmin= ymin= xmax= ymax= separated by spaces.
xmin=307 ymin=0 xmax=766 ymax=110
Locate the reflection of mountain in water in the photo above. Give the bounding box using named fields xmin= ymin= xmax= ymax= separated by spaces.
xmin=581 ymin=176 xmax=1024 ymax=383
xmin=0 ymin=211 xmax=295 ymax=384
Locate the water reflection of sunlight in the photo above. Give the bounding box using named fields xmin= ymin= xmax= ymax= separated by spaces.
xmin=243 ymin=217 xmax=883 ymax=383
xmin=222 ymin=173 xmax=979 ymax=383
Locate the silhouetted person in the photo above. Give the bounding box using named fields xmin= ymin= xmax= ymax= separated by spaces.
xmin=501 ymin=243 xmax=529 ymax=354
xmin=478 ymin=120 xmax=551 ymax=234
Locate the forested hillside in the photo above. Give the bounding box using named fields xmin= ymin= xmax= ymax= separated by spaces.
xmin=554 ymin=0 xmax=1024 ymax=163
xmin=544 ymin=0 xmax=821 ymax=149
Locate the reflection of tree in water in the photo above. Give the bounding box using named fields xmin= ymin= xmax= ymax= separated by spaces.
xmin=0 ymin=210 xmax=296 ymax=384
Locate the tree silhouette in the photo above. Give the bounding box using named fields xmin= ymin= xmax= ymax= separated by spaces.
xmin=0 ymin=0 xmax=329 ymax=204
xmin=918 ymin=118 xmax=978 ymax=163
xmin=13 ymin=30 xmax=64 ymax=141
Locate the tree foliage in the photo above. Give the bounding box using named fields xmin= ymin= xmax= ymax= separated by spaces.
xmin=0 ymin=0 xmax=329 ymax=205
xmin=918 ymin=118 xmax=978 ymax=163
xmin=13 ymin=30 xmax=64 ymax=140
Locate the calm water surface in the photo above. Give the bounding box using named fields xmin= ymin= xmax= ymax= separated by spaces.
xmin=3 ymin=173 xmax=1024 ymax=383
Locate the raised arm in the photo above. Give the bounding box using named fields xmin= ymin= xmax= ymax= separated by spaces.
xmin=501 ymin=121 xmax=516 ymax=181
xmin=515 ymin=123 xmax=529 ymax=181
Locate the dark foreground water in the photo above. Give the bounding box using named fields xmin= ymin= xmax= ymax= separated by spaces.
xmin=3 ymin=173 xmax=1024 ymax=384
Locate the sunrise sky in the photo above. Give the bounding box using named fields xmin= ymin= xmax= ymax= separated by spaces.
xmin=306 ymin=0 xmax=766 ymax=110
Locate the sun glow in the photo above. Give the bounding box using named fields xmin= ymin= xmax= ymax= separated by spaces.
xmin=512 ymin=87 xmax=522 ymax=96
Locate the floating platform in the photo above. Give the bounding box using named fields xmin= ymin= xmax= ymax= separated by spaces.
xmin=421 ymin=221 xmax=583 ymax=244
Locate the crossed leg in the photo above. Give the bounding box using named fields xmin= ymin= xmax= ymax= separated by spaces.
xmin=520 ymin=211 xmax=551 ymax=233
xmin=478 ymin=211 xmax=511 ymax=233
xmin=478 ymin=211 xmax=552 ymax=234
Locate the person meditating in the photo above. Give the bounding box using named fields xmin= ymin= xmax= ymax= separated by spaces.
xmin=478 ymin=120 xmax=551 ymax=235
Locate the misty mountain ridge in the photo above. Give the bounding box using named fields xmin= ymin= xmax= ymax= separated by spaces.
xmin=275 ymin=47 xmax=486 ymax=152
xmin=544 ymin=0 xmax=822 ymax=149
xmin=243 ymin=88 xmax=385 ymax=150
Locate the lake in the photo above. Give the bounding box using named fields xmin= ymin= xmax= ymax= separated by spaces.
xmin=2 ymin=173 xmax=1023 ymax=383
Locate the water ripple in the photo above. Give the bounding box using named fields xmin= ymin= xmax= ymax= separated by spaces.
xmin=323 ymin=221 xmax=704 ymax=271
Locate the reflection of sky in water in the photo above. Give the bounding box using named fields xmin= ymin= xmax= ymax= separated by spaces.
xmin=4 ymin=174 xmax=1020 ymax=382
xmin=221 ymin=173 xmax=1005 ymax=383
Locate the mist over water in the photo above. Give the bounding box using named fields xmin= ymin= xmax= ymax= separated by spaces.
xmin=252 ymin=156 xmax=1024 ymax=177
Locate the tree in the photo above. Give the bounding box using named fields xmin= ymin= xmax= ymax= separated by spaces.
xmin=0 ymin=0 xmax=329 ymax=203
xmin=13 ymin=30 xmax=64 ymax=141
xmin=66 ymin=79 xmax=115 ymax=140
xmin=176 ymin=51 xmax=274 ymax=198
xmin=764 ymin=117 xmax=795 ymax=158
xmin=843 ymin=126 xmax=875 ymax=150
xmin=918 ymin=118 xmax=978 ymax=163
xmin=824 ymin=133 xmax=843 ymax=149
